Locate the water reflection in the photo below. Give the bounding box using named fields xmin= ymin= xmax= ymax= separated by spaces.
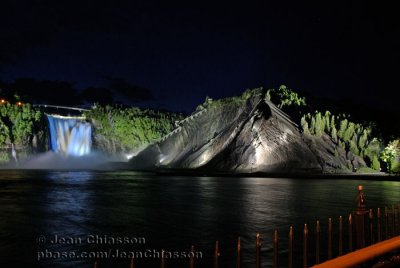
xmin=0 ymin=171 xmax=400 ymax=268
xmin=43 ymin=171 xmax=94 ymax=235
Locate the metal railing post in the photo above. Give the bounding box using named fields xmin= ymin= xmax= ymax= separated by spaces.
xmin=236 ymin=237 xmax=241 ymax=268
xmin=256 ymin=233 xmax=261 ymax=268
xmin=190 ymin=245 xmax=195 ymax=268
xmin=160 ymin=249 xmax=165 ymax=268
xmin=273 ymin=229 xmax=278 ymax=268
xmin=378 ymin=208 xmax=382 ymax=242
xmin=288 ymin=226 xmax=293 ymax=268
xmin=385 ymin=206 xmax=389 ymax=239
xmin=355 ymin=185 xmax=368 ymax=249
xmin=369 ymin=209 xmax=374 ymax=245
xmin=303 ymin=224 xmax=308 ymax=268
xmin=392 ymin=205 xmax=396 ymax=237
xmin=328 ymin=218 xmax=332 ymax=259
xmin=348 ymin=213 xmax=353 ymax=252
xmin=130 ymin=257 xmax=134 ymax=268
xmin=398 ymin=205 xmax=400 ymax=236
xmin=316 ymin=220 xmax=320 ymax=264
xmin=214 ymin=241 xmax=220 ymax=268
xmin=339 ymin=216 xmax=343 ymax=255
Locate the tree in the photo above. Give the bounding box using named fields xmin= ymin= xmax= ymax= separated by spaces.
xmin=331 ymin=126 xmax=338 ymax=143
xmin=380 ymin=140 xmax=400 ymax=173
xmin=301 ymin=116 xmax=310 ymax=135
xmin=350 ymin=135 xmax=359 ymax=155
xmin=0 ymin=103 xmax=42 ymax=146
xmin=310 ymin=117 xmax=316 ymax=135
xmin=358 ymin=130 xmax=368 ymax=152
xmin=324 ymin=111 xmax=331 ymax=133
xmin=267 ymin=85 xmax=306 ymax=108
xmin=338 ymin=119 xmax=348 ymax=139
xmin=0 ymin=118 xmax=10 ymax=144
xmin=343 ymin=122 xmax=355 ymax=142
xmin=264 ymin=90 xmax=271 ymax=101
xmin=371 ymin=155 xmax=381 ymax=171
xmin=330 ymin=115 xmax=336 ymax=133
xmin=314 ymin=112 xmax=324 ymax=137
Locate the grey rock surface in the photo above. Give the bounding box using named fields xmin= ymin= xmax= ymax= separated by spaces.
xmin=129 ymin=94 xmax=366 ymax=173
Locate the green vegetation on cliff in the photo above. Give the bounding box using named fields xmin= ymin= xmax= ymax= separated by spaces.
xmin=260 ymin=84 xmax=398 ymax=174
xmin=301 ymin=111 xmax=384 ymax=171
xmin=265 ymin=85 xmax=307 ymax=123
xmin=196 ymin=87 xmax=263 ymax=112
xmin=84 ymin=105 xmax=184 ymax=152
xmin=380 ymin=139 xmax=400 ymax=174
xmin=0 ymin=102 xmax=44 ymax=163
xmin=265 ymin=85 xmax=306 ymax=109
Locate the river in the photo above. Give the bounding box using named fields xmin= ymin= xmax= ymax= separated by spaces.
xmin=0 ymin=170 xmax=399 ymax=267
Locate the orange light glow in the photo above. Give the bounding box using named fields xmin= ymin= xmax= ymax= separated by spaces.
xmin=16 ymin=101 xmax=23 ymax=106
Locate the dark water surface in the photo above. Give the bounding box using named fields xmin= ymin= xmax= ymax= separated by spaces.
xmin=0 ymin=170 xmax=399 ymax=267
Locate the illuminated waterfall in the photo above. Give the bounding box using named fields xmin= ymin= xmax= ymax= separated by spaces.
xmin=47 ymin=115 xmax=92 ymax=156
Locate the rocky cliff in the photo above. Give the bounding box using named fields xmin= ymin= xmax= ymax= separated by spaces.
xmin=129 ymin=92 xmax=366 ymax=173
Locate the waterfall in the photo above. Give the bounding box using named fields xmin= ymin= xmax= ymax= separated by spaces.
xmin=47 ymin=114 xmax=92 ymax=156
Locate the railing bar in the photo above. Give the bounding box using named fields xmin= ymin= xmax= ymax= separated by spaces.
xmin=311 ymin=236 xmax=400 ymax=268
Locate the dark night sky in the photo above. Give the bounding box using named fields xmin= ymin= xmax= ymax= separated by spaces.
xmin=0 ymin=0 xmax=399 ymax=117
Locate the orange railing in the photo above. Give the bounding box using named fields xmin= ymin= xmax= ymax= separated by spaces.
xmin=312 ymin=236 xmax=400 ymax=268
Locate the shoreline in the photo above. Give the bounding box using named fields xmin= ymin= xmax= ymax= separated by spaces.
xmin=1 ymin=163 xmax=398 ymax=181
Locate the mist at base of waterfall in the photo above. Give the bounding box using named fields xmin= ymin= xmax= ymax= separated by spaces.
xmin=8 ymin=151 xmax=124 ymax=170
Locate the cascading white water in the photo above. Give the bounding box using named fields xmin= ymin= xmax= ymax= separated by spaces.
xmin=47 ymin=114 xmax=92 ymax=156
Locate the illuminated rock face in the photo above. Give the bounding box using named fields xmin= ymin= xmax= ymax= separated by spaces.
xmin=47 ymin=115 xmax=92 ymax=156
xmin=129 ymin=95 xmax=365 ymax=173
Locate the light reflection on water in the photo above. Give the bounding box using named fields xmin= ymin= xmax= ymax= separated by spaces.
xmin=44 ymin=171 xmax=94 ymax=236
xmin=0 ymin=170 xmax=399 ymax=267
